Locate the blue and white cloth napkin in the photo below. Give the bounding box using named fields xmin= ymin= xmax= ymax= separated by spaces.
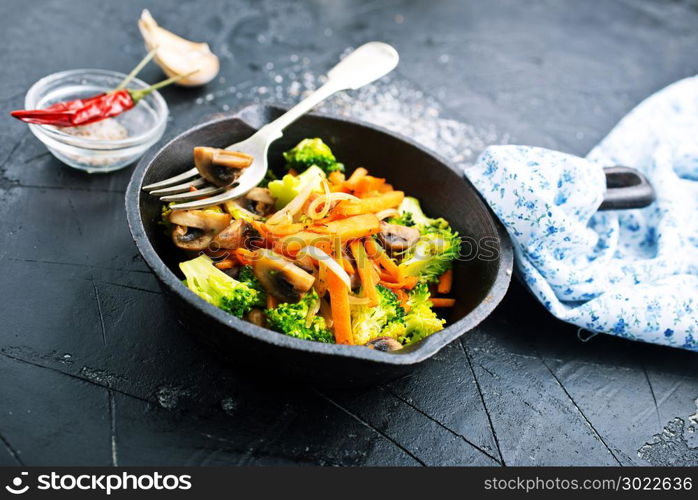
xmin=465 ymin=76 xmax=698 ymax=351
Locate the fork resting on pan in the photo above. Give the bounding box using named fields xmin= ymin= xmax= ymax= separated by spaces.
xmin=143 ymin=42 xmax=399 ymax=211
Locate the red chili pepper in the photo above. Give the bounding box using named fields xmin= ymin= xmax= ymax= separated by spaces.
xmin=10 ymin=68 xmax=192 ymax=128
xmin=11 ymin=90 xmax=134 ymax=127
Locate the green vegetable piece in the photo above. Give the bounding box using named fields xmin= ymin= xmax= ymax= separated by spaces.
xmin=267 ymin=164 xmax=326 ymax=210
xmin=401 ymin=283 xmax=445 ymax=345
xmin=179 ymin=255 xmax=260 ymax=319
xmin=283 ymin=138 xmax=344 ymax=174
xmin=265 ymin=289 xmax=334 ymax=343
xmin=350 ymin=285 xmax=406 ymax=345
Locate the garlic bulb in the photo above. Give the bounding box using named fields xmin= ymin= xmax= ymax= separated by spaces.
xmin=138 ymin=9 xmax=219 ymax=87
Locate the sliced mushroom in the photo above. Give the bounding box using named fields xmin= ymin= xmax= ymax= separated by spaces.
xmin=169 ymin=209 xmax=231 ymax=251
xmin=246 ymin=187 xmax=275 ymax=205
xmin=230 ymin=188 xmax=274 ymax=217
xmin=252 ymin=249 xmax=315 ymax=303
xmin=212 ymin=219 xmax=254 ymax=250
xmin=171 ymin=224 xmax=212 ymax=251
xmin=194 ymin=146 xmax=254 ymax=187
xmin=169 ymin=209 xmax=231 ymax=232
xmin=365 ymin=337 xmax=403 ymax=352
xmin=379 ymin=221 xmax=420 ymax=251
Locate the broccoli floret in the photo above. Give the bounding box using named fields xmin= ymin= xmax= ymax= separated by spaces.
xmin=265 ymin=290 xmax=334 ymax=343
xmin=394 ymin=196 xmax=448 ymax=230
xmin=179 ymin=255 xmax=260 ymax=318
xmin=350 ymin=285 xmax=406 ymax=345
xmin=393 ymin=197 xmax=460 ymax=284
xmin=401 ymin=283 xmax=445 ymax=345
xmin=267 ymin=164 xmax=326 ymax=210
xmin=399 ymin=224 xmax=461 ymax=284
xmin=283 ymin=138 xmax=344 ymax=174
xmin=237 ymin=265 xmax=266 ymax=307
xmin=387 ymin=211 xmax=415 ymax=227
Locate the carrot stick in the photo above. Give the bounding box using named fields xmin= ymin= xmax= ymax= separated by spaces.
xmin=379 ymin=275 xmax=419 ymax=290
xmin=279 ymin=231 xmax=332 ymax=255
xmin=365 ymin=238 xmax=401 ymax=282
xmin=437 ymin=269 xmax=453 ymax=294
xmin=327 ymin=270 xmax=353 ymax=344
xmin=354 ymin=175 xmax=386 ymax=196
xmin=328 ymin=171 xmax=345 ymax=185
xmin=307 ymin=214 xmax=381 ymax=240
xmin=234 ymin=248 xmax=255 ymax=265
xmin=429 ymin=297 xmax=455 ymax=308
xmin=334 ymin=191 xmax=404 ymax=217
xmin=344 ymin=167 xmax=367 ymax=190
xmin=214 ymin=258 xmax=235 ymax=270
xmin=350 ymin=240 xmax=379 ymax=307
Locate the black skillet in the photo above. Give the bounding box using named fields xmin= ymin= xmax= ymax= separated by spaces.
xmin=125 ymin=104 xmax=654 ymax=385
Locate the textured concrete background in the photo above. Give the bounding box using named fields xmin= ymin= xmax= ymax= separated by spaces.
xmin=1 ymin=0 xmax=697 ymax=466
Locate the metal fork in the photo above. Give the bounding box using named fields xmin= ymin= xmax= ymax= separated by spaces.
xmin=143 ymin=42 xmax=399 ymax=210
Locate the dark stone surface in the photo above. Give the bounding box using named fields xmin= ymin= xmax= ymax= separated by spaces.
xmin=1 ymin=0 xmax=697 ymax=466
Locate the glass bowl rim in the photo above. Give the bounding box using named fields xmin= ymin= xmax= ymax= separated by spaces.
xmin=24 ymin=68 xmax=168 ymax=150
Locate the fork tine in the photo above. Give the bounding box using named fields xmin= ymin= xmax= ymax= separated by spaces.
xmin=168 ymin=187 xmax=245 ymax=210
xmin=142 ymin=167 xmax=199 ymax=191
xmin=160 ymin=185 xmax=225 ymax=202
xmin=149 ymin=177 xmax=207 ymax=196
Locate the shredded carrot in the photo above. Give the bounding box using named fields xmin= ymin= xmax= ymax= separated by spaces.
xmin=437 ymin=269 xmax=453 ymax=294
xmin=350 ymin=240 xmax=379 ymax=307
xmin=327 ymin=270 xmax=353 ymax=344
xmin=214 ymin=258 xmax=235 ymax=270
xmin=429 ymin=297 xmax=455 ymax=308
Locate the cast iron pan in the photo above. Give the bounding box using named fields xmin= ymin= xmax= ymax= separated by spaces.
xmin=125 ymin=104 xmax=653 ymax=385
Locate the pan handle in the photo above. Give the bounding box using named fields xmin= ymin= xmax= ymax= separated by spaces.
xmin=598 ymin=166 xmax=655 ymax=210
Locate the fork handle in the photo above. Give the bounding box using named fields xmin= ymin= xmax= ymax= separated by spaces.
xmin=256 ymin=42 xmax=399 ymax=141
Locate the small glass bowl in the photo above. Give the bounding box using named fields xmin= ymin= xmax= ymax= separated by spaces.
xmin=24 ymin=69 xmax=168 ymax=173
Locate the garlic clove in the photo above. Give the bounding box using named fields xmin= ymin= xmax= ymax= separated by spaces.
xmin=138 ymin=9 xmax=220 ymax=87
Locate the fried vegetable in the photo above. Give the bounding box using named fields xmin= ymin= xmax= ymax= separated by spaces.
xmin=252 ymin=249 xmax=316 ymax=303
xmin=169 ymin=209 xmax=231 ymax=251
xmin=265 ymin=289 xmax=334 ymax=343
xmin=267 ymin=165 xmax=326 ymax=210
xmin=350 ymin=285 xmax=406 ymax=345
xmin=398 ymin=224 xmax=461 ymax=284
xmin=401 ymin=283 xmax=445 ymax=344
xmin=194 ymin=146 xmax=253 ymax=187
xmin=283 ymin=138 xmax=343 ymax=174
xmin=334 ymin=191 xmax=404 ymax=216
xmin=179 ymin=255 xmax=260 ymax=318
xmin=392 ymin=196 xmax=448 ymax=229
